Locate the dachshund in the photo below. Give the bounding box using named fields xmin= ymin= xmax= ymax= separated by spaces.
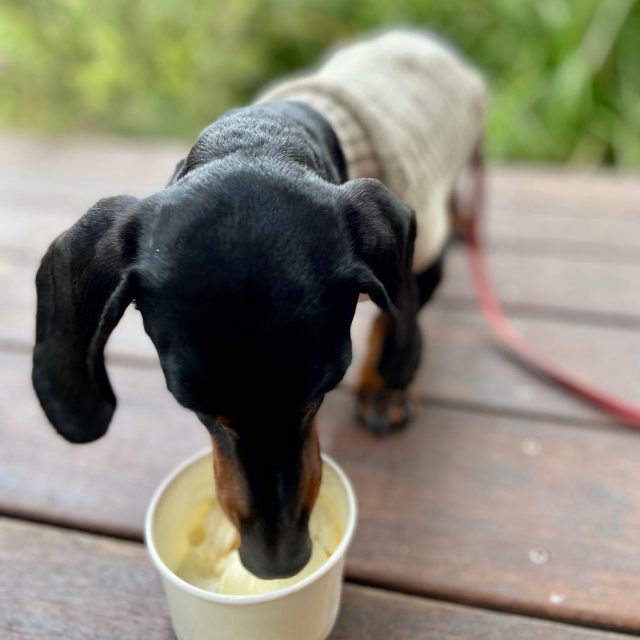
xmin=32 ymin=29 xmax=485 ymax=579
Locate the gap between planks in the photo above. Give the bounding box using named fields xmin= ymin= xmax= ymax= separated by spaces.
xmin=344 ymin=572 xmax=640 ymax=638
xmin=437 ymin=297 xmax=640 ymax=333
xmin=1 ymin=511 xmax=636 ymax=638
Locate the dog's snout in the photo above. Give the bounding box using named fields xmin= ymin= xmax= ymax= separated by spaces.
xmin=238 ymin=522 xmax=312 ymax=579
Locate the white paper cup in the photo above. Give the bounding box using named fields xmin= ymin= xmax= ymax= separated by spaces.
xmin=145 ymin=448 xmax=357 ymax=640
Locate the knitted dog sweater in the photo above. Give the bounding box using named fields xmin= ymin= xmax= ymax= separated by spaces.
xmin=256 ymin=28 xmax=487 ymax=272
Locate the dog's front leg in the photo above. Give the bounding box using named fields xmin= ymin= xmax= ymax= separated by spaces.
xmin=355 ymin=255 xmax=444 ymax=434
xmin=356 ymin=268 xmax=425 ymax=434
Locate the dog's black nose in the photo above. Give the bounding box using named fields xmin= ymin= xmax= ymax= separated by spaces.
xmin=238 ymin=525 xmax=312 ymax=579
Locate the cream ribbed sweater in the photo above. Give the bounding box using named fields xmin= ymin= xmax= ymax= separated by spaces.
xmin=256 ymin=28 xmax=487 ymax=272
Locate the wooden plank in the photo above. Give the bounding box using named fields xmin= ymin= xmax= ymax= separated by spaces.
xmin=0 ymin=134 xmax=185 ymax=259
xmin=348 ymin=303 xmax=639 ymax=426
xmin=0 ymin=351 xmax=208 ymax=538
xmin=0 ymin=132 xmax=640 ymax=234
xmin=2 ymin=134 xmax=640 ymax=325
xmin=4 ymin=234 xmax=640 ymax=329
xmin=6 ymin=197 xmax=639 ymax=265
xmin=486 ymin=167 xmax=640 ymax=256
xmin=332 ymin=403 xmax=640 ymax=631
xmin=333 ymin=585 xmax=632 ymax=640
xmin=441 ymin=249 xmax=640 ymax=324
xmin=1 ymin=203 xmax=88 ymax=261
xmin=1 ymin=518 xmax=631 ymax=640
xmin=0 ymin=262 xmax=159 ymax=360
xmin=3 ymin=133 xmax=639 ymax=254
xmin=0 ymin=131 xmax=187 ymax=198
xmin=2 ymin=351 xmax=640 ymax=629
xmin=2 ymin=254 xmax=636 ymax=425
xmin=1 ymin=518 xmax=174 ymax=640
xmin=488 ymin=166 xmax=640 ymax=220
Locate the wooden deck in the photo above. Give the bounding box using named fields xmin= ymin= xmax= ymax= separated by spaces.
xmin=1 ymin=132 xmax=639 ymax=638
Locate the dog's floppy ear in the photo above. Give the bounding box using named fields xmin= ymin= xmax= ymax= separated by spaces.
xmin=32 ymin=195 xmax=140 ymax=443
xmin=340 ymin=178 xmax=416 ymax=313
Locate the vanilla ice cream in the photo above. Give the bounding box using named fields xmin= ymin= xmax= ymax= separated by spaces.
xmin=176 ymin=470 xmax=344 ymax=596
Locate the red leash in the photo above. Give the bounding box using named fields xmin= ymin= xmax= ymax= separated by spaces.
xmin=465 ymin=153 xmax=640 ymax=429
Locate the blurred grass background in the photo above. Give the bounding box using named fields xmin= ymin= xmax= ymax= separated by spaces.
xmin=0 ymin=0 xmax=638 ymax=167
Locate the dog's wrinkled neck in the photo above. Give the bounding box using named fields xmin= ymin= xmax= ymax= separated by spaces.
xmin=281 ymin=100 xmax=348 ymax=185
xmin=175 ymin=101 xmax=347 ymax=186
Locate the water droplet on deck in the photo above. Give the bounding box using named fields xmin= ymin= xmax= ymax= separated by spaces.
xmin=528 ymin=547 xmax=549 ymax=565
xmin=521 ymin=438 xmax=542 ymax=456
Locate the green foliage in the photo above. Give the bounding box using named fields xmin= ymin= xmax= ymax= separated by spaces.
xmin=1 ymin=0 xmax=638 ymax=166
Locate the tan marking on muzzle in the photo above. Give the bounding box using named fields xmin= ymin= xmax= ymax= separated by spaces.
xmin=210 ymin=435 xmax=248 ymax=529
xmin=300 ymin=417 xmax=322 ymax=515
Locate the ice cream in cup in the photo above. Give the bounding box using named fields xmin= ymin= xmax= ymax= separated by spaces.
xmin=145 ymin=448 xmax=357 ymax=640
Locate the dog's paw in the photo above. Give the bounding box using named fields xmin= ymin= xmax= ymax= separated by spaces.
xmin=355 ymin=388 xmax=412 ymax=435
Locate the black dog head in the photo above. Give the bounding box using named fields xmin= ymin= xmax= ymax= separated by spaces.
xmin=33 ymin=152 xmax=414 ymax=578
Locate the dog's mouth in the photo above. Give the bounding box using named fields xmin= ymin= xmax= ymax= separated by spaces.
xmin=238 ymin=533 xmax=313 ymax=579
